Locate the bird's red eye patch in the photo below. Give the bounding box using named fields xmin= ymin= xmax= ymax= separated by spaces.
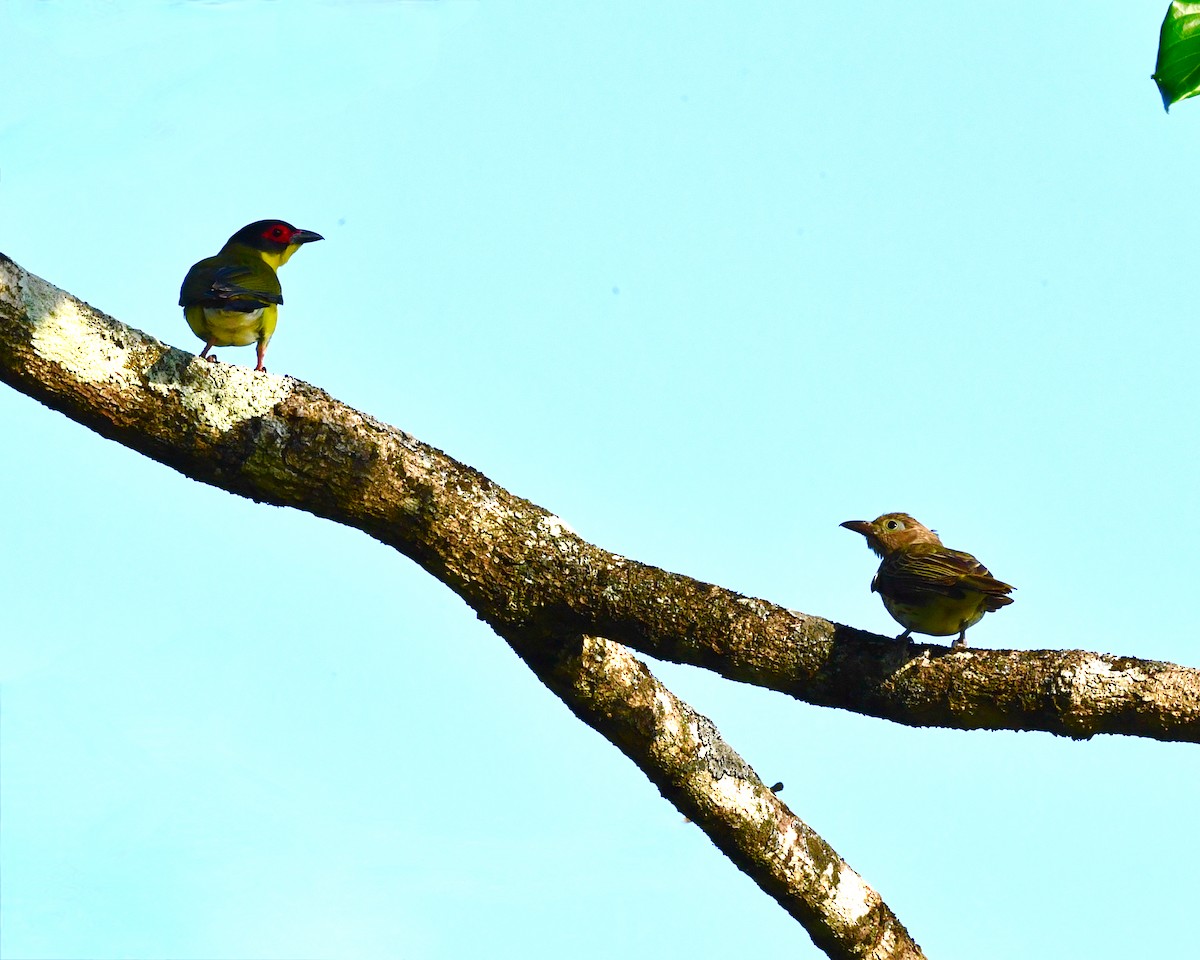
xmin=262 ymin=224 xmax=292 ymax=242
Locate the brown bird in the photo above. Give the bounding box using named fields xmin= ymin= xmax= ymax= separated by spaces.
xmin=840 ymin=512 xmax=1014 ymax=649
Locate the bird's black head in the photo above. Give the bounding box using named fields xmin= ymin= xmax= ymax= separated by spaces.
xmin=226 ymin=220 xmax=324 ymax=253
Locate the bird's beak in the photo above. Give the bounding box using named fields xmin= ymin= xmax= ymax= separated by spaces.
xmin=839 ymin=520 xmax=872 ymax=536
xmin=291 ymin=229 xmax=324 ymax=244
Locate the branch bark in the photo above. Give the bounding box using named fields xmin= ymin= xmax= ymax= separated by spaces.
xmin=3 ymin=254 xmax=1196 ymax=746
xmin=0 ymin=254 xmax=930 ymax=958
xmin=1 ymin=254 xmax=1195 ymax=955
xmin=524 ymin=633 xmax=922 ymax=959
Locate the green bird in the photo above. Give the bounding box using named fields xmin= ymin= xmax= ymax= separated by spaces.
xmin=179 ymin=219 xmax=323 ymax=372
xmin=840 ymin=512 xmax=1014 ymax=649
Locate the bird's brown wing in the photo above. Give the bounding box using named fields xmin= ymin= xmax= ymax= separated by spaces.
xmin=875 ymin=544 xmax=1014 ymax=608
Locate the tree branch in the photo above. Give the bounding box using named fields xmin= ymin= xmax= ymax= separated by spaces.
xmin=3 ymin=254 xmax=1196 ymax=747
xmin=9 ymin=253 xmax=1196 ymax=955
xmin=0 ymin=254 xmax=935 ymax=959
xmin=519 ymin=633 xmax=924 ymax=959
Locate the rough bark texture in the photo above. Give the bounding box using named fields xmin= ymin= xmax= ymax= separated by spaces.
xmin=529 ymin=635 xmax=924 ymax=959
xmin=3 ymin=255 xmax=1199 ymax=956
xmin=0 ymin=254 xmax=934 ymax=959
xmin=3 ymin=254 xmax=1197 ymax=746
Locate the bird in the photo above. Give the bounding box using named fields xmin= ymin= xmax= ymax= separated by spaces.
xmin=840 ymin=512 xmax=1014 ymax=649
xmin=179 ymin=219 xmax=323 ymax=372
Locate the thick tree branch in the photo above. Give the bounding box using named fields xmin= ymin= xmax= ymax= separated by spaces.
xmin=3 ymin=254 xmax=1196 ymax=745
xmin=0 ymin=255 xmax=933 ymax=959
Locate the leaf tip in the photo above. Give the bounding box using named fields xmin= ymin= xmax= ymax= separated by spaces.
xmin=1153 ymin=73 xmax=1174 ymax=113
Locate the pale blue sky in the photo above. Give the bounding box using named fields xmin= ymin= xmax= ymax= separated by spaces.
xmin=2 ymin=2 xmax=1196 ymax=958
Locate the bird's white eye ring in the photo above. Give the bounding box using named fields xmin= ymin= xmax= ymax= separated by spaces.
xmin=885 ymin=519 xmax=903 ymax=531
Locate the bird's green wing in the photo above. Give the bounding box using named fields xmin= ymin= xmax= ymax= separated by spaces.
xmin=179 ymin=256 xmax=283 ymax=312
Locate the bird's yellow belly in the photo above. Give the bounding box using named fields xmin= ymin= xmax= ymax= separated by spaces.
xmin=882 ymin=593 xmax=986 ymax=637
xmin=185 ymin=306 xmax=269 ymax=347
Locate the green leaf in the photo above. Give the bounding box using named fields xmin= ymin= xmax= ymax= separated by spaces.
xmin=1153 ymin=2 xmax=1200 ymax=111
